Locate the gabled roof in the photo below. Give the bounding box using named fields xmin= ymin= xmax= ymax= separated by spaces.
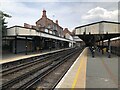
xmin=63 ymin=28 xmax=72 ymax=35
xmin=36 ymin=17 xmax=63 ymax=29
xmin=36 ymin=18 xmax=42 ymax=24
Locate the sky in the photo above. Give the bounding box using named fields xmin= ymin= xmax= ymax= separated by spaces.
xmin=0 ymin=0 xmax=119 ymax=32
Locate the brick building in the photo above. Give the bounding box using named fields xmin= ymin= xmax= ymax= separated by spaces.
xmin=3 ymin=10 xmax=73 ymax=54
xmin=24 ymin=10 xmax=64 ymax=37
xmin=35 ymin=10 xmax=64 ymax=37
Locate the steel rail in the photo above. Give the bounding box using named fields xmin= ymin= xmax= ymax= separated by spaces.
xmin=1 ymin=49 xmax=68 ymax=76
xmin=17 ymin=49 xmax=78 ymax=90
xmin=1 ymin=48 xmax=75 ymax=89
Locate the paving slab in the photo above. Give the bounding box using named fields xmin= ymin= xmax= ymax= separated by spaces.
xmin=86 ymin=49 xmax=118 ymax=88
xmin=55 ymin=47 xmax=118 ymax=89
xmin=55 ymin=47 xmax=88 ymax=89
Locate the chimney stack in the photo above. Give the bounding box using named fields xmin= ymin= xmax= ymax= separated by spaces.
xmin=42 ymin=9 xmax=47 ymax=17
xmin=56 ymin=20 xmax=58 ymax=24
xmin=65 ymin=28 xmax=68 ymax=30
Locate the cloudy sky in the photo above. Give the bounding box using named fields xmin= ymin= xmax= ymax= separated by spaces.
xmin=1 ymin=0 xmax=119 ymax=31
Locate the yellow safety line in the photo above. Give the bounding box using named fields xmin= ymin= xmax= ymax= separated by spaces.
xmin=71 ymin=56 xmax=84 ymax=90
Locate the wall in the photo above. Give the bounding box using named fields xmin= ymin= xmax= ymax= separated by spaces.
xmin=75 ymin=22 xmax=119 ymax=35
xmin=12 ymin=40 xmax=32 ymax=53
xmin=86 ymin=23 xmax=99 ymax=34
xmin=65 ymin=33 xmax=74 ymax=47
xmin=75 ymin=23 xmax=99 ymax=35
xmin=103 ymin=23 xmax=118 ymax=34
xmin=75 ymin=28 xmax=81 ymax=35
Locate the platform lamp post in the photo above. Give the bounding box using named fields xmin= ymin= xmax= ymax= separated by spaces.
xmin=108 ymin=38 xmax=111 ymax=58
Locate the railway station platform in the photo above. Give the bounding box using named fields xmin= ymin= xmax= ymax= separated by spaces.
xmin=55 ymin=47 xmax=118 ymax=89
xmin=0 ymin=48 xmax=70 ymax=64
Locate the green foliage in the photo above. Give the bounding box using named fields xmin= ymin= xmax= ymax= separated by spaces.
xmin=0 ymin=11 xmax=11 ymax=36
xmin=2 ymin=18 xmax=7 ymax=36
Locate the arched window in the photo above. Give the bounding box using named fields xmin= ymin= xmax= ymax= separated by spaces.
xmin=45 ymin=29 xmax=48 ymax=33
xmin=53 ymin=30 xmax=58 ymax=36
xmin=47 ymin=24 xmax=51 ymax=29
xmin=49 ymin=30 xmax=52 ymax=34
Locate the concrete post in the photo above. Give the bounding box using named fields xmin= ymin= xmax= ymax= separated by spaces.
xmin=98 ymin=41 xmax=100 ymax=52
xmin=102 ymin=40 xmax=104 ymax=54
xmin=25 ymin=37 xmax=28 ymax=55
xmin=49 ymin=39 xmax=51 ymax=51
xmin=39 ymin=37 xmax=41 ymax=52
xmin=55 ymin=40 xmax=57 ymax=49
xmin=32 ymin=37 xmax=35 ymax=52
xmin=108 ymin=39 xmax=111 ymax=58
xmin=14 ymin=36 xmax=17 ymax=54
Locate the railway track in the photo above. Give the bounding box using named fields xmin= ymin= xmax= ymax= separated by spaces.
xmin=1 ymin=49 xmax=72 ymax=82
xmin=1 ymin=47 xmax=83 ymax=90
xmin=1 ymin=49 xmax=71 ymax=76
xmin=2 ymin=49 xmax=68 ymax=70
xmin=2 ymin=53 xmax=62 ymax=84
xmin=34 ymin=48 xmax=82 ymax=90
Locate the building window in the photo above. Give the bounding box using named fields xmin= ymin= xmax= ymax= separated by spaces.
xmin=53 ymin=31 xmax=55 ymax=35
xmin=45 ymin=29 xmax=48 ymax=33
xmin=48 ymin=24 xmax=51 ymax=29
xmin=53 ymin=30 xmax=59 ymax=36
xmin=49 ymin=30 xmax=52 ymax=34
xmin=38 ymin=24 xmax=41 ymax=27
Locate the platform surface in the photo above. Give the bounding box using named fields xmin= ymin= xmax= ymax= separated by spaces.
xmin=55 ymin=47 xmax=118 ymax=89
xmin=0 ymin=48 xmax=69 ymax=64
xmin=86 ymin=49 xmax=118 ymax=88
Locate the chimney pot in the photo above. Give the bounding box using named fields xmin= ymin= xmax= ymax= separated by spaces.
xmin=56 ymin=20 xmax=58 ymax=24
xmin=42 ymin=9 xmax=47 ymax=17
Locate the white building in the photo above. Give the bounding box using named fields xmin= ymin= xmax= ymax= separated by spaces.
xmin=72 ymin=36 xmax=84 ymax=47
xmin=63 ymin=28 xmax=75 ymax=47
xmin=75 ymin=21 xmax=119 ymax=35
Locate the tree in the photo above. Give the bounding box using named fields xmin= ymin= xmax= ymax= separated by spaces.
xmin=0 ymin=11 xmax=11 ymax=36
xmin=2 ymin=18 xmax=7 ymax=36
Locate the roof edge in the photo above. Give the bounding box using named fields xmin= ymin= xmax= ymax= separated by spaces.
xmin=75 ymin=21 xmax=120 ymax=29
